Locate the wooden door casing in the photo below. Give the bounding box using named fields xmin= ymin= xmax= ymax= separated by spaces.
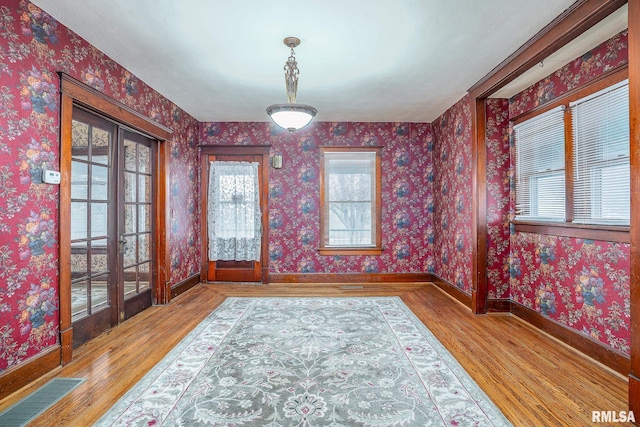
xmin=68 ymin=107 xmax=118 ymax=347
xmin=207 ymin=154 xmax=262 ymax=282
xmin=68 ymin=111 xmax=157 ymax=347
xmin=200 ymin=146 xmax=270 ymax=283
xmin=60 ymin=73 xmax=172 ymax=361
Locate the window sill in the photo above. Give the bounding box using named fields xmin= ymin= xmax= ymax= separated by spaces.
xmin=318 ymin=247 xmax=384 ymax=256
xmin=513 ymin=221 xmax=629 ymax=243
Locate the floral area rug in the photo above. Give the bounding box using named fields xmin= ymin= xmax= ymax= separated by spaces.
xmin=96 ymin=297 xmax=512 ymax=426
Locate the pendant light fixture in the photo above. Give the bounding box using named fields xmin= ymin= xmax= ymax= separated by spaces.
xmin=266 ymin=37 xmax=317 ymax=132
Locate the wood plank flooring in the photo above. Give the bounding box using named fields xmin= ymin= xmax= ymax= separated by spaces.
xmin=0 ymin=282 xmax=629 ymax=426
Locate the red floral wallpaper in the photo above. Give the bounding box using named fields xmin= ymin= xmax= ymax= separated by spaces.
xmin=0 ymin=0 xmax=200 ymax=372
xmin=509 ymin=30 xmax=628 ymax=117
xmin=485 ymin=99 xmax=511 ymax=299
xmin=200 ymin=122 xmax=435 ymax=274
xmin=431 ymin=95 xmax=473 ymax=294
xmin=510 ymin=234 xmax=630 ymax=353
xmin=168 ymin=106 xmax=200 ymax=284
xmin=507 ymin=30 xmax=630 ymax=354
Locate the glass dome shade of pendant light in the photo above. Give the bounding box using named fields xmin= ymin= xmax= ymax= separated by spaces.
xmin=266 ymin=103 xmax=317 ymax=132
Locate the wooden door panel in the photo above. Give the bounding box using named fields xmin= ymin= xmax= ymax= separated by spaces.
xmin=72 ymin=307 xmax=112 ymax=348
xmin=201 ymin=147 xmax=270 ymax=283
xmin=208 ymin=260 xmax=261 ymax=282
xmin=69 ymin=107 xmax=118 ymax=347
xmin=70 ymin=111 xmax=156 ymax=347
xmin=119 ymin=130 xmax=155 ymax=318
xmin=123 ymin=289 xmax=153 ymax=320
xmin=208 ymin=263 xmax=260 ymax=282
xmin=207 ymin=153 xmax=263 ymax=282
xmin=60 ymin=76 xmax=170 ymax=362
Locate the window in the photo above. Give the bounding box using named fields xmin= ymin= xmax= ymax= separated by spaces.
xmin=513 ymin=76 xmax=629 ymax=235
xmin=514 ymin=106 xmax=566 ymax=221
xmin=319 ymin=146 xmax=382 ymax=255
xmin=570 ymin=80 xmax=629 ymax=225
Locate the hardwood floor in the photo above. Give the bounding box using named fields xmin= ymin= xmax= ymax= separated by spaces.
xmin=0 ymin=282 xmax=629 ymax=426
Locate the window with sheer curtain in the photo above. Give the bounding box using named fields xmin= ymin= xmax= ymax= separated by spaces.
xmin=208 ymin=161 xmax=261 ymax=261
xmin=513 ymin=78 xmax=629 ymax=227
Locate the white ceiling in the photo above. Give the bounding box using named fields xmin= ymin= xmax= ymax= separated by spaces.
xmin=31 ymin=0 xmax=626 ymax=123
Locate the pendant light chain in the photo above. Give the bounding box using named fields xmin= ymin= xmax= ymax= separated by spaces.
xmin=285 ymin=46 xmax=299 ymax=104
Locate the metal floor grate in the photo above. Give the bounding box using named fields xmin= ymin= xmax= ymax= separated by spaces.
xmin=0 ymin=378 xmax=85 ymax=427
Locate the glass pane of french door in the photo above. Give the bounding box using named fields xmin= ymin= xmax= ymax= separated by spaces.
xmin=121 ymin=131 xmax=154 ymax=300
xmin=70 ymin=108 xmax=115 ymax=321
xmin=69 ymin=108 xmax=156 ymax=346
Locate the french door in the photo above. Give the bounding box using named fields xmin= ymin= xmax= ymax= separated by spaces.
xmin=70 ymin=107 xmax=155 ymax=347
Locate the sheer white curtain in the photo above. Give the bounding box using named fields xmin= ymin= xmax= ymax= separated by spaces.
xmin=208 ymin=161 xmax=261 ymax=261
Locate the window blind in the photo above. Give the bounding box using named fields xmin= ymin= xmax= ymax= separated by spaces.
xmin=513 ymin=106 xmax=566 ymax=221
xmin=324 ymin=151 xmax=376 ymax=246
xmin=570 ymin=80 xmax=629 ymax=225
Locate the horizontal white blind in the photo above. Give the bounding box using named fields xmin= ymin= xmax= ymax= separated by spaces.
xmin=571 ymin=80 xmax=629 ymax=225
xmin=514 ymin=106 xmax=566 ymax=221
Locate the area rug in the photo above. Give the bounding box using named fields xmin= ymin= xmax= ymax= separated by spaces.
xmin=96 ymin=297 xmax=512 ymax=426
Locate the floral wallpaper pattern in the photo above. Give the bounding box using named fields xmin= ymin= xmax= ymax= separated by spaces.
xmin=431 ymin=94 xmax=473 ymax=294
xmin=485 ymin=99 xmax=511 ymax=299
xmin=509 ymin=29 xmax=628 ymax=118
xmin=510 ymin=235 xmax=630 ymax=353
xmin=508 ymin=30 xmax=630 ymax=354
xmin=0 ymin=0 xmax=200 ymax=372
xmin=168 ymin=105 xmax=200 ymax=284
xmin=200 ymin=122 xmax=435 ymax=275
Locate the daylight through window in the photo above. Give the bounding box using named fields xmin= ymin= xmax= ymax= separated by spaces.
xmin=319 ymin=147 xmax=382 ymax=255
xmin=513 ymin=78 xmax=629 ymax=227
